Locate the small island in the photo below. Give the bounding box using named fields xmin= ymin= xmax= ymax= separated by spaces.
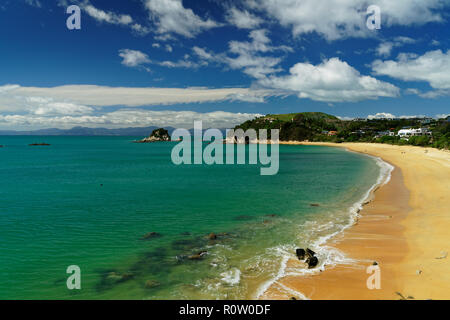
xmin=135 ymin=128 xmax=171 ymax=143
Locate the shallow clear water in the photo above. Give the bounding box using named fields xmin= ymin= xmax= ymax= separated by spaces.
xmin=0 ymin=136 xmax=380 ymax=299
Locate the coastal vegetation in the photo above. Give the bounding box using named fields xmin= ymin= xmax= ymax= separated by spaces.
xmin=235 ymin=112 xmax=450 ymax=149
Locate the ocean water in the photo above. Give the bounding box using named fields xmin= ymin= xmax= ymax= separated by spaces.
xmin=0 ymin=136 xmax=385 ymax=300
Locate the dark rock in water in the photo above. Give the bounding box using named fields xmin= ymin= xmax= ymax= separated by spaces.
xmin=306 ymin=248 xmax=316 ymax=259
xmin=306 ymin=256 xmax=319 ymax=269
xmin=0 ymin=145 xmax=3 ymax=148
xmin=310 ymin=204 xmax=320 ymax=207
xmin=373 ymin=261 xmax=378 ymax=266
xmin=135 ymin=128 xmax=171 ymax=143
xmin=145 ymin=280 xmax=161 ymax=289
xmin=290 ymin=297 xmax=297 ymax=301
xmin=29 ymin=143 xmax=51 ymax=146
xmin=208 ymin=233 xmax=217 ymax=240
xmin=296 ymin=249 xmax=306 ymax=260
xmin=188 ymin=251 xmax=208 ymax=260
xmin=141 ymin=232 xmax=161 ymax=240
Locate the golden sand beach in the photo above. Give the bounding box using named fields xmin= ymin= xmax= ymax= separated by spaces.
xmin=261 ymin=142 xmax=450 ymax=300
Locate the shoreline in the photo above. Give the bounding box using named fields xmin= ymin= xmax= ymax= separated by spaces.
xmin=260 ymin=142 xmax=450 ymax=300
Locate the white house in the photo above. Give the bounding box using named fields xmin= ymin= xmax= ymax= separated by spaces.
xmin=398 ymin=128 xmax=432 ymax=138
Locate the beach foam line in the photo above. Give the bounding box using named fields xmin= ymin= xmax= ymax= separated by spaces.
xmin=255 ymin=149 xmax=394 ymax=300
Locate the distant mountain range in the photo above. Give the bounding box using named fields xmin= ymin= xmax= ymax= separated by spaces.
xmin=0 ymin=126 xmax=228 ymax=136
xmin=0 ymin=126 xmax=174 ymax=136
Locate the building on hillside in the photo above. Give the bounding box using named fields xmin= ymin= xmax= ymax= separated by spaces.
xmin=397 ymin=128 xmax=432 ymax=139
xmin=420 ymin=118 xmax=433 ymax=125
xmin=328 ymin=131 xmax=338 ymax=136
xmin=375 ymin=131 xmax=391 ymax=138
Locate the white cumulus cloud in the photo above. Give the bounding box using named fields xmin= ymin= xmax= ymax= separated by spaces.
xmin=226 ymin=7 xmax=262 ymax=29
xmin=119 ymin=49 xmax=151 ymax=67
xmin=372 ymin=49 xmax=450 ymax=90
xmin=258 ymin=58 xmax=400 ymax=102
xmin=145 ymin=0 xmax=221 ymax=38
xmin=248 ymin=0 xmax=447 ymax=40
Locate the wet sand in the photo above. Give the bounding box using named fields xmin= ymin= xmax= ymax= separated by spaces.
xmin=260 ymin=143 xmax=450 ymax=300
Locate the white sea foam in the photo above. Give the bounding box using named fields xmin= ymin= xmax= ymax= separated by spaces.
xmin=220 ymin=268 xmax=241 ymax=286
xmin=255 ymin=152 xmax=394 ymax=300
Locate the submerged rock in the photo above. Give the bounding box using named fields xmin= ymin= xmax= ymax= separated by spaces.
xmin=188 ymin=251 xmax=208 ymax=260
xmin=104 ymin=271 xmax=134 ymax=285
xmin=144 ymin=280 xmax=161 ymax=289
xmin=208 ymin=233 xmax=217 ymax=240
xmin=141 ymin=232 xmax=162 ymax=240
xmin=310 ymin=204 xmax=320 ymax=207
xmin=29 ymin=143 xmax=51 ymax=146
xmin=136 ymin=128 xmax=171 ymax=143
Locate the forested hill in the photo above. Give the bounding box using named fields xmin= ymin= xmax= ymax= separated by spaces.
xmin=235 ymin=112 xmax=450 ymax=149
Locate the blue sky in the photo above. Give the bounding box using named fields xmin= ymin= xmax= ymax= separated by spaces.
xmin=0 ymin=0 xmax=449 ymax=129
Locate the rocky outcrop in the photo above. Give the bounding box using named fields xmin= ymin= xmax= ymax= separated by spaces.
xmin=136 ymin=128 xmax=171 ymax=143
xmin=306 ymin=256 xmax=319 ymax=269
xmin=306 ymin=248 xmax=316 ymax=259
xmin=296 ymin=249 xmax=306 ymax=260
xmin=296 ymin=248 xmax=319 ymax=269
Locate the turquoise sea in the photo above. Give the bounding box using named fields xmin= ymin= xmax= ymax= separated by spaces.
xmin=0 ymin=136 xmax=385 ymax=300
